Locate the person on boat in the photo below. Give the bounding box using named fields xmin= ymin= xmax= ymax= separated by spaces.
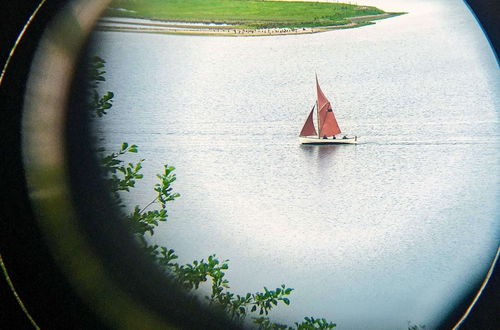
xmin=342 ymin=135 xmax=347 ymax=139
xmin=323 ymin=135 xmax=328 ymax=139
xmin=332 ymin=136 xmax=336 ymax=139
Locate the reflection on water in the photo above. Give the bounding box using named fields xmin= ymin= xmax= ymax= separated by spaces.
xmin=316 ymin=145 xmax=340 ymax=163
xmin=92 ymin=0 xmax=499 ymax=328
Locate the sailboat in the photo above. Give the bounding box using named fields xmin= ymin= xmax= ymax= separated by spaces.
xmin=299 ymin=75 xmax=357 ymax=144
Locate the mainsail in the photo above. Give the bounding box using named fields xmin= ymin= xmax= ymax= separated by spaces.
xmin=299 ymin=75 xmax=342 ymax=137
xmin=299 ymin=105 xmax=317 ymax=137
xmin=316 ymin=75 xmax=341 ymax=137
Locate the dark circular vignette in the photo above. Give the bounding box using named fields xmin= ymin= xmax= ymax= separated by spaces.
xmin=1 ymin=1 xmax=238 ymax=329
xmin=1 ymin=1 xmax=107 ymax=329
xmin=0 ymin=0 xmax=498 ymax=329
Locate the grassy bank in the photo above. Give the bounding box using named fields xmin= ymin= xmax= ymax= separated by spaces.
xmin=106 ymin=0 xmax=394 ymax=28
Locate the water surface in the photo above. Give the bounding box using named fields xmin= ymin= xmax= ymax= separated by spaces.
xmin=92 ymin=0 xmax=499 ymax=328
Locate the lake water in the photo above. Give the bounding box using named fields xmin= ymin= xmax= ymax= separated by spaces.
xmin=91 ymin=0 xmax=499 ymax=328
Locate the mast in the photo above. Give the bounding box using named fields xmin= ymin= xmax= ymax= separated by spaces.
xmin=316 ymin=100 xmax=320 ymax=139
xmin=316 ymin=74 xmax=341 ymax=137
xmin=316 ymin=73 xmax=319 ymax=138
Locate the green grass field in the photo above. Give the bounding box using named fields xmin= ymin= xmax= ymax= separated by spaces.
xmin=107 ymin=0 xmax=389 ymax=28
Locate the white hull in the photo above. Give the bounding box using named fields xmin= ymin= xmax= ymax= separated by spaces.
xmin=299 ymin=136 xmax=358 ymax=144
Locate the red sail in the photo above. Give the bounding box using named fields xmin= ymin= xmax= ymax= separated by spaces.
xmin=316 ymin=76 xmax=341 ymax=136
xmin=319 ymin=107 xmax=341 ymax=136
xmin=300 ymin=106 xmax=317 ymax=136
xmin=316 ymin=75 xmax=329 ymax=114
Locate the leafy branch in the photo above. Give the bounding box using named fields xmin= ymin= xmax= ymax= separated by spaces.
xmin=90 ymin=55 xmax=336 ymax=329
xmin=88 ymin=56 xmax=114 ymax=118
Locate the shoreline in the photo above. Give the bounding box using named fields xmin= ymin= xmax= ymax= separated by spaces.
xmin=95 ymin=13 xmax=404 ymax=37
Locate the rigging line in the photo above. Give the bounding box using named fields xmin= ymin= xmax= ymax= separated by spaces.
xmin=451 ymin=244 xmax=500 ymax=330
xmin=0 ymin=254 xmax=41 ymax=329
xmin=0 ymin=0 xmax=48 ymax=86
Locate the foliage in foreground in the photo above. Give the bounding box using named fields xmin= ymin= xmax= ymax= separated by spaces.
xmin=89 ymin=56 xmax=336 ymax=329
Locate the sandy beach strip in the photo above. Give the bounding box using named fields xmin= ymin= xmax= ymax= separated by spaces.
xmin=95 ymin=13 xmax=394 ymax=37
